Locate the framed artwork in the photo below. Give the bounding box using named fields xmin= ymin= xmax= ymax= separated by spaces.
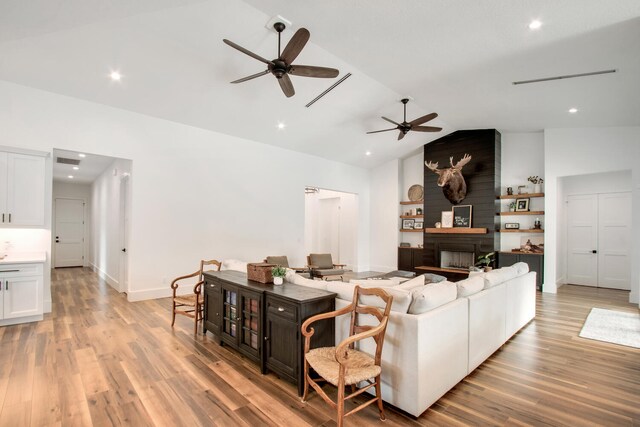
xmin=452 ymin=205 xmax=472 ymax=228
xmin=441 ymin=211 xmax=453 ymax=228
xmin=515 ymin=198 xmax=530 ymax=212
xmin=402 ymin=219 xmax=415 ymax=229
xmin=414 ymin=221 xmax=424 ymax=230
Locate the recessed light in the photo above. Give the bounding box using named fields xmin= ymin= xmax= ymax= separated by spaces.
xmin=529 ymin=20 xmax=542 ymax=30
xmin=277 ymin=122 xmax=286 ymax=130
xmin=78 ymin=153 xmax=86 ymax=158
xmin=110 ymin=71 xmax=122 ymax=81
xmin=365 ymin=151 xmax=372 ymax=156
xmin=68 ymin=175 xmax=74 ymax=179
xmin=73 ymin=166 xmax=79 ymax=170
xmin=568 ymin=108 xmax=578 ymax=114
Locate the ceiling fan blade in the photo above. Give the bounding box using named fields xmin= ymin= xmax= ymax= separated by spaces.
xmin=278 ymin=74 xmax=295 ymax=97
xmin=412 ymin=125 xmax=443 ymax=132
xmin=281 ymin=28 xmax=310 ymax=64
xmin=398 ymin=131 xmax=406 ymax=141
xmin=289 ymin=65 xmax=339 ymax=78
xmin=230 ymin=69 xmax=270 ymax=84
xmin=381 ymin=116 xmax=401 ymax=126
xmin=366 ymin=127 xmax=398 ymax=134
xmin=223 ymin=39 xmax=274 ymax=66
xmin=409 ymin=112 xmax=438 ymax=126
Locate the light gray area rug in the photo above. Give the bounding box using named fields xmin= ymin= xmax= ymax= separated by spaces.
xmin=579 ymin=307 xmax=640 ymax=349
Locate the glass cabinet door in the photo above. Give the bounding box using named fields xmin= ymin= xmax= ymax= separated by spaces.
xmin=222 ymin=288 xmax=238 ymax=338
xmin=240 ymin=292 xmax=261 ymax=354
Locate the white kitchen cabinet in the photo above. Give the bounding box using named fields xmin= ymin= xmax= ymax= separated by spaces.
xmin=0 ymin=151 xmax=46 ymax=227
xmin=0 ymin=261 xmax=44 ymax=325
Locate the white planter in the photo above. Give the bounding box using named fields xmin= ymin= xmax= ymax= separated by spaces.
xmin=534 ymin=183 xmax=542 ymax=193
xmin=273 ymin=276 xmax=283 ymax=285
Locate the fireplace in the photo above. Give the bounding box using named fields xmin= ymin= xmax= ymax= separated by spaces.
xmin=440 ymin=250 xmax=475 ymax=270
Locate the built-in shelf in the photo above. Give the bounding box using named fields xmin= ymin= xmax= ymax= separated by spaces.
xmin=415 ymin=266 xmax=471 ymax=275
xmin=400 ymin=229 xmax=423 ymax=233
xmin=499 ymin=229 xmax=544 ymax=233
xmin=425 ymin=228 xmax=488 ymax=234
xmin=398 ymin=246 xmax=423 ymax=249
xmin=400 ymin=214 xmax=424 ymax=219
xmin=499 ymin=251 xmax=543 ymax=255
xmin=498 ymin=211 xmax=545 ymax=216
xmin=497 ymin=193 xmax=544 ymax=199
xmin=400 ymin=201 xmax=423 ymax=205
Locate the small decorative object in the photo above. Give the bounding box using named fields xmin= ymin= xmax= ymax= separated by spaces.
xmin=417 ymin=244 xmax=423 ymax=248
xmin=409 ymin=208 xmax=414 ymax=215
xmin=505 ymin=222 xmax=520 ymax=229
xmin=416 ymin=207 xmax=423 ymax=215
xmin=506 ymin=187 xmax=513 ymax=195
xmin=475 ymin=252 xmax=495 ymax=272
xmin=515 ymin=198 xmax=530 ymax=212
xmin=528 ymin=176 xmax=544 ymax=193
xmin=247 ymin=263 xmax=275 ymax=283
xmin=509 ymin=201 xmax=516 ymax=212
xmin=414 ymin=221 xmax=424 ymax=230
xmin=452 ymin=205 xmax=472 ymax=228
xmin=435 ymin=222 xmax=442 ymax=228
xmin=424 ymin=154 xmax=472 ymax=204
xmin=408 ymin=184 xmax=424 ymax=201
xmin=271 ymin=265 xmax=287 ymax=285
xmin=402 ymin=219 xmax=415 ymax=229
xmin=534 ymin=218 xmax=542 ymax=229
xmin=399 ymin=242 xmax=411 ymax=248
xmin=441 ymin=211 xmax=453 ymax=228
xmin=517 ymin=185 xmax=527 ymax=194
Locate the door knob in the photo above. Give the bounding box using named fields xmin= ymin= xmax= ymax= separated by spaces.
xmin=592 ymin=250 xmax=597 ymax=254
xmin=122 ymin=248 xmax=127 ymax=253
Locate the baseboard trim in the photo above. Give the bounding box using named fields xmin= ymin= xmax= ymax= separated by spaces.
xmin=127 ymin=286 xmax=191 ymax=302
xmin=90 ymin=263 xmax=120 ymax=292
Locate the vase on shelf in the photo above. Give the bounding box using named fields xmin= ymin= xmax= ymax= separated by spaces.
xmin=534 ymin=183 xmax=542 ymax=193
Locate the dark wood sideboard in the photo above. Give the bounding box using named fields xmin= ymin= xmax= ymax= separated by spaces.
xmin=202 ymin=270 xmax=336 ymax=396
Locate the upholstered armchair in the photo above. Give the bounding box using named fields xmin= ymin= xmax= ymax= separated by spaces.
xmin=307 ymin=253 xmax=346 ymax=280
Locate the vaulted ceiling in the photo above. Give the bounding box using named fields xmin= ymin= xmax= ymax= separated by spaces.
xmin=1 ymin=1 xmax=638 ymax=168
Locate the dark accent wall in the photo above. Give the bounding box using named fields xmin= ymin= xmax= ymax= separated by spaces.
xmin=422 ymin=129 xmax=501 ymax=267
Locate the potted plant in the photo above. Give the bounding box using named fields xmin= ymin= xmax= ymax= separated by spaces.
xmin=271 ymin=265 xmax=287 ymax=285
xmin=528 ymin=176 xmax=544 ymax=193
xmin=475 ymin=252 xmax=495 ymax=272
xmin=509 ymin=201 xmax=516 ymax=212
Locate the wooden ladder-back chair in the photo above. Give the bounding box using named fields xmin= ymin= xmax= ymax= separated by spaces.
xmin=171 ymin=259 xmax=221 ymax=335
xmin=301 ymin=286 xmax=393 ymax=427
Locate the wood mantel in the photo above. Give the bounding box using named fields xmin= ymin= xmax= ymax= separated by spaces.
xmin=424 ymin=228 xmax=488 ymax=234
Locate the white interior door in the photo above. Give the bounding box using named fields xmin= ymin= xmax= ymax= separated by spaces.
xmin=567 ymin=194 xmax=598 ymax=286
xmin=318 ymin=197 xmax=340 ymax=262
xmin=597 ymin=192 xmax=631 ymax=290
xmin=54 ymin=198 xmax=85 ymax=268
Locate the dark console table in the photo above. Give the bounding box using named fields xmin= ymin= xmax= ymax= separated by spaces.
xmin=202 ymin=270 xmax=336 ymax=395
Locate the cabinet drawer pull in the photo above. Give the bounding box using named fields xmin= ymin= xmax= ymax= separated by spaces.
xmin=5 ymin=281 xmax=7 ymax=291
xmin=277 ymin=307 xmax=285 ymax=312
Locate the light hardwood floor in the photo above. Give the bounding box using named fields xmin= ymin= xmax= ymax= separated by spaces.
xmin=0 ymin=268 xmax=638 ymax=426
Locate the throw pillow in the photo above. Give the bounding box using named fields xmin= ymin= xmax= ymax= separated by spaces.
xmin=349 ymin=279 xmax=398 ymax=287
xmin=422 ymin=273 xmax=447 ymax=283
xmin=359 ymin=287 xmax=412 ymax=314
xmin=513 ymin=262 xmax=530 ymax=276
xmin=483 ymin=266 xmax=518 ymax=288
xmin=456 ymin=275 xmax=485 ymax=297
xmin=291 ymin=274 xmax=328 ymax=291
xmin=408 ymin=281 xmax=457 ymax=314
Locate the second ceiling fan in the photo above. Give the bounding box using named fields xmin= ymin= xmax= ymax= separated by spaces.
xmin=367 ymin=99 xmax=442 ymax=140
xmin=223 ymin=22 xmax=339 ymax=98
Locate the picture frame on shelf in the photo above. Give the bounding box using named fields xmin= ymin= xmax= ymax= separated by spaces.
xmin=505 ymin=222 xmax=520 ymax=229
xmin=414 ymin=221 xmax=424 ymax=230
xmin=441 ymin=211 xmax=453 ymax=228
xmin=402 ymin=219 xmax=415 ymax=229
xmin=515 ymin=198 xmax=530 ymax=212
xmin=452 ymin=205 xmax=472 ymax=228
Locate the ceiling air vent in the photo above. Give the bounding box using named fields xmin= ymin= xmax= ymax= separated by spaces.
xmin=56 ymin=157 xmax=81 ymax=166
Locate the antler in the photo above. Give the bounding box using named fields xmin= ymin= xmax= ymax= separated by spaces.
xmin=425 ymin=160 xmax=439 ymax=172
xmin=451 ymin=154 xmax=472 ymax=170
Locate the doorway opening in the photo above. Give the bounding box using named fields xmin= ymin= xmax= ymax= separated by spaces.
xmin=52 ymin=149 xmax=132 ymax=293
xmin=304 ymin=187 xmax=358 ymax=270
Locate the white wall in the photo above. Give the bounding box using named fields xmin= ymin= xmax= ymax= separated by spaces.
xmin=0 ymin=80 xmax=371 ymax=301
xmin=544 ymin=127 xmax=640 ymax=305
xmin=52 ymin=180 xmax=91 ymax=267
xmin=400 ymin=151 xmax=425 ymax=248
xmin=500 ymin=132 xmax=545 ymax=255
xmin=370 ymin=159 xmax=401 ymax=272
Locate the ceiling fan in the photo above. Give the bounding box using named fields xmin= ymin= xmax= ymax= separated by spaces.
xmin=367 ymin=99 xmax=442 ymax=140
xmin=223 ymin=22 xmax=339 ymax=98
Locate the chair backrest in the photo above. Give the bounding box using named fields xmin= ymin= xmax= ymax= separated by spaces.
xmin=199 ymin=259 xmax=221 ymax=280
xmin=348 ymin=286 xmax=393 ymax=365
xmin=309 ymin=253 xmax=334 ymax=269
xmin=265 ymin=256 xmax=289 ymax=268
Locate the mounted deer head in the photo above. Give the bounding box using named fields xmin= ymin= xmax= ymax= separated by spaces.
xmin=425 ymin=154 xmax=472 ymax=204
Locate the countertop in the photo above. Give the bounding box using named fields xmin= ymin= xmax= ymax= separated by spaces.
xmin=0 ymin=252 xmax=47 ymax=264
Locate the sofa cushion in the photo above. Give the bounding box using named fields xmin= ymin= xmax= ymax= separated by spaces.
xmin=456 ymin=276 xmax=485 ymax=297
xmin=395 ymin=275 xmax=425 ymax=291
xmin=329 ymin=282 xmax=412 ymax=313
xmin=349 ymin=279 xmax=398 ymax=287
xmin=221 ymin=259 xmax=248 ymax=272
xmin=422 ymin=273 xmax=447 ymax=284
xmin=483 ymin=266 xmax=518 ymax=288
xmin=408 ymin=281 xmax=457 ymax=314
xmin=513 ymin=262 xmax=530 ymax=276
xmin=288 ymin=273 xmax=328 ymax=291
